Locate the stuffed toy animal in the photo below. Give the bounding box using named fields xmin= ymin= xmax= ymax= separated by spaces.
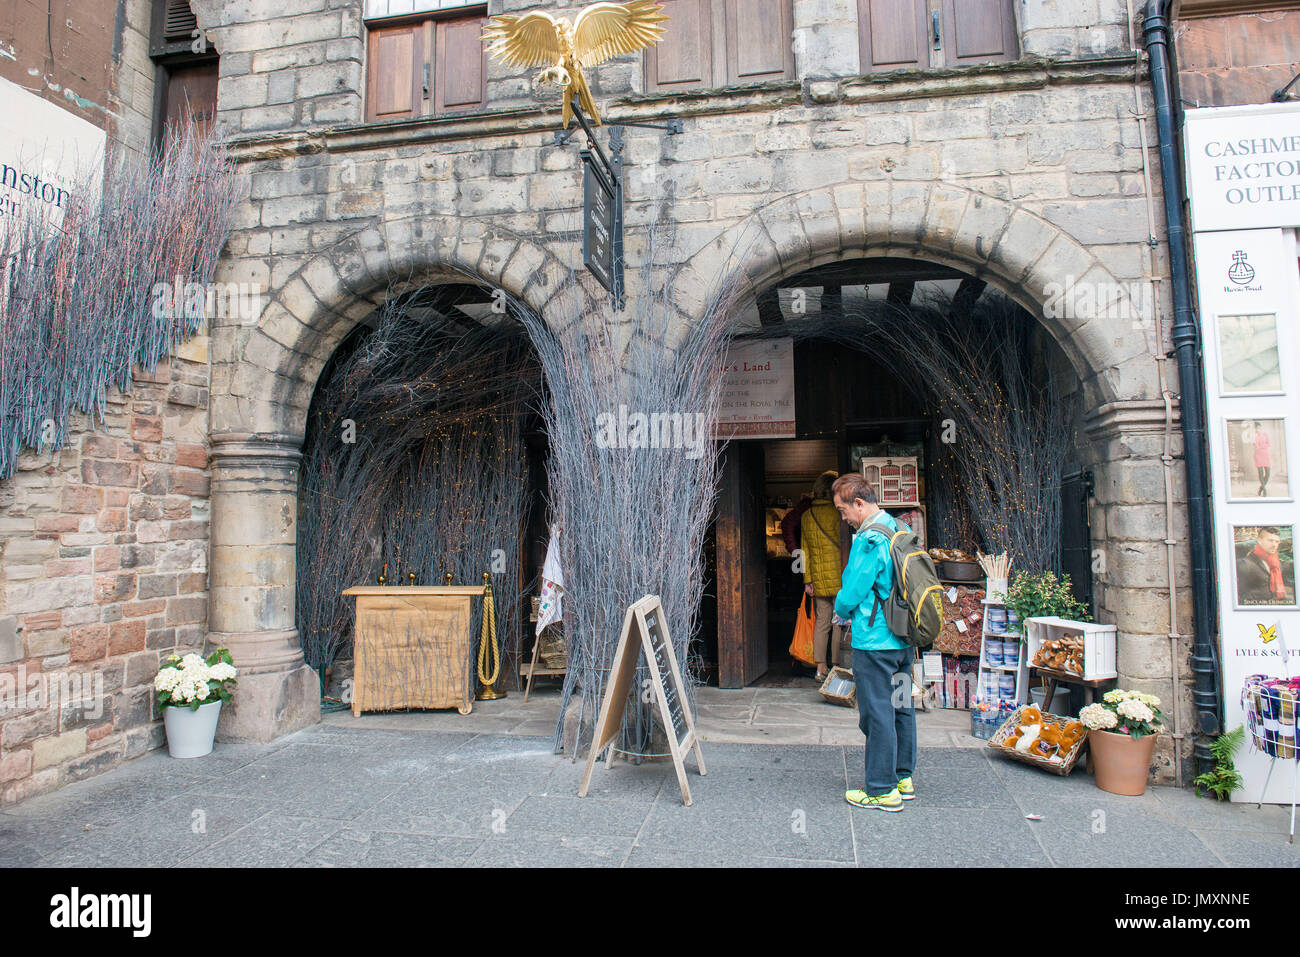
xmin=1014 ymin=723 xmax=1041 ymax=752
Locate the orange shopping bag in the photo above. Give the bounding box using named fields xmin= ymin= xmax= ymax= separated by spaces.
xmin=789 ymin=593 xmax=816 ymax=666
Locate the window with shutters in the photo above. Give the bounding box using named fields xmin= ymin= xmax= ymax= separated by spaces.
xmin=645 ymin=0 xmax=794 ymax=93
xmin=364 ymin=6 xmax=488 ymax=123
xmin=149 ymin=0 xmax=219 ymax=146
xmin=857 ymin=0 xmax=1018 ymax=73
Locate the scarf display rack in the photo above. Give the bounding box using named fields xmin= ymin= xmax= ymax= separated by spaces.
xmin=1242 ymin=674 xmax=1300 ymax=843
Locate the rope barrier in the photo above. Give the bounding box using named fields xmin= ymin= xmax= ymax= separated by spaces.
xmin=477 ymin=577 xmax=501 ymax=687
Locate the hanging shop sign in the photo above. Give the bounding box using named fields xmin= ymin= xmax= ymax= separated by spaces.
xmin=0 ymin=76 xmax=105 ymax=231
xmin=578 ymin=594 xmax=706 ymax=805
xmin=1191 ymin=223 xmax=1300 ymax=804
xmin=581 ymin=147 xmax=623 ymax=307
xmin=715 ymin=337 xmax=796 ymax=439
xmin=1183 ymin=102 xmax=1300 ymax=233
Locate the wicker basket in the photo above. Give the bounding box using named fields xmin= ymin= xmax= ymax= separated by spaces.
xmin=819 ymin=666 xmax=856 ymax=707
xmin=537 ymin=627 xmax=567 ymax=669
xmin=987 ymin=705 xmax=1088 ymax=776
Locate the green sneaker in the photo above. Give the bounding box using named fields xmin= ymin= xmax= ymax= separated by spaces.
xmin=845 ymin=787 xmax=904 ymax=812
xmin=897 ymin=777 xmax=916 ymax=801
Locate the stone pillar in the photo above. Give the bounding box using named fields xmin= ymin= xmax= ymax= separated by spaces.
xmin=1085 ymin=399 xmax=1195 ymax=785
xmin=207 ymin=433 xmax=319 ymax=742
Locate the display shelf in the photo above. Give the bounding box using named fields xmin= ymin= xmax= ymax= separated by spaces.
xmin=975 ymin=596 xmax=1028 ymax=707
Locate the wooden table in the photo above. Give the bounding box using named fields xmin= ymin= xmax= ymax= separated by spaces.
xmin=1033 ymin=665 xmax=1114 ymax=713
xmin=342 ymin=585 xmax=486 ymax=717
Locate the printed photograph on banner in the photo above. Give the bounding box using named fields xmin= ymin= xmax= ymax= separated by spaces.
xmin=1216 ymin=313 xmax=1282 ymax=395
xmin=1225 ymin=418 xmax=1290 ymax=501
xmin=1233 ymin=524 xmax=1297 ymax=608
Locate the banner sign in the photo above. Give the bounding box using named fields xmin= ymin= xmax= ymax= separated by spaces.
xmin=715 ymin=337 xmax=796 ymax=439
xmin=1193 ymin=225 xmax=1300 ymax=803
xmin=0 ymin=76 xmax=105 ymax=231
xmin=1184 ymin=103 xmax=1300 ymax=233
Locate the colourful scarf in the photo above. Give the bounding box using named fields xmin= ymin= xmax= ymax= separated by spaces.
xmin=1254 ymin=545 xmax=1286 ymax=598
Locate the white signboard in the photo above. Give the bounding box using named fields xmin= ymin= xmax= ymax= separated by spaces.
xmin=1184 ymin=103 xmax=1300 ymax=233
xmin=715 ymin=338 xmax=795 ymax=439
xmin=1193 ymin=226 xmax=1300 ymax=803
xmin=0 ymin=75 xmax=105 ymax=231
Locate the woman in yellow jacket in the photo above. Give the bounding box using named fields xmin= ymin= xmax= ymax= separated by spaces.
xmin=801 ymin=470 xmax=844 ymax=681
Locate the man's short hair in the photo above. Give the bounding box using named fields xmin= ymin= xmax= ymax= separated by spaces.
xmin=832 ymin=473 xmax=877 ymax=505
xmin=1261 ymin=526 xmax=1282 ymax=538
xmin=812 ymin=470 xmax=838 ymax=500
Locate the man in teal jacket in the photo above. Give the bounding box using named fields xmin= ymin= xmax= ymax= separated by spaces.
xmin=831 ymin=472 xmax=917 ymax=812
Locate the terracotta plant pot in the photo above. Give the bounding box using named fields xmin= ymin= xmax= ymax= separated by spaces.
xmin=1088 ymin=728 xmax=1157 ymax=795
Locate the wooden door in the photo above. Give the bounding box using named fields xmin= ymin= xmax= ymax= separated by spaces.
xmin=716 ymin=442 xmax=768 ymax=687
xmin=160 ymin=59 xmax=219 ymax=137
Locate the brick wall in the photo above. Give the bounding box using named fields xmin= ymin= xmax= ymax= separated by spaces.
xmin=0 ymin=339 xmax=211 ymax=806
xmin=1175 ymin=9 xmax=1300 ymax=107
xmin=0 ymin=0 xmax=157 ymax=158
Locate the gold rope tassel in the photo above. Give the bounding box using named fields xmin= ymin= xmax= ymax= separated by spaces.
xmin=476 ymin=571 xmax=506 ymax=700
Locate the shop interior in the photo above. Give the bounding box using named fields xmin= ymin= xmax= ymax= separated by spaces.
xmin=694 ymin=259 xmax=1094 ymax=721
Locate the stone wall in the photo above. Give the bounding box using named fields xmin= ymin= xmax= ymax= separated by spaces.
xmin=0 ymin=340 xmax=212 ymax=805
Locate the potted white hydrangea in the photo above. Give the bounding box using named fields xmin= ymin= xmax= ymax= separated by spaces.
xmin=154 ymin=648 xmax=237 ymax=758
xmin=1079 ymin=689 xmax=1167 ymax=795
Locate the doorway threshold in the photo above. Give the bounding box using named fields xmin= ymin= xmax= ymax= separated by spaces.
xmin=321 ymin=684 xmax=986 ymax=749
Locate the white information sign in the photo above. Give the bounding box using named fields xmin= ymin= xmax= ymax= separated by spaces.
xmin=0 ymin=75 xmax=105 ymax=232
xmin=1184 ymin=103 xmax=1300 ymax=233
xmin=1193 ymin=226 xmax=1300 ymax=803
xmin=715 ymin=337 xmax=795 ymax=439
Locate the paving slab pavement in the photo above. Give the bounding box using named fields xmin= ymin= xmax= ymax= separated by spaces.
xmin=2 ymin=720 xmax=1296 ymax=867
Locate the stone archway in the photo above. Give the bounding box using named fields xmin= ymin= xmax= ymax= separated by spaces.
xmin=205 ymin=217 xmax=569 ymax=742
xmin=669 ymin=180 xmax=1157 ymax=411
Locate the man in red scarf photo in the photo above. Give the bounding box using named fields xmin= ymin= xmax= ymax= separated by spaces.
xmin=1236 ymin=526 xmax=1292 ymax=605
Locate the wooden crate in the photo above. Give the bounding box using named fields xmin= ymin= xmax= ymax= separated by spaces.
xmin=1025 ymin=616 xmax=1117 ymax=681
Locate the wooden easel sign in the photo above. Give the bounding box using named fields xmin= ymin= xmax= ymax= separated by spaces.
xmin=578 ymin=595 xmax=707 ymax=805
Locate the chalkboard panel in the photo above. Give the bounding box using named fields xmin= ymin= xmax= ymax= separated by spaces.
xmin=578 ymin=595 xmax=706 ymax=805
xmin=643 ymin=605 xmax=689 ymax=748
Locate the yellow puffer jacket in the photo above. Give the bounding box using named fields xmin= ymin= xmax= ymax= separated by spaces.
xmin=801 ymin=500 xmax=843 ymax=595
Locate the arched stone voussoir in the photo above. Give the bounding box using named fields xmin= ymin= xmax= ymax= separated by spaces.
xmin=228 ymin=217 xmax=567 ymax=443
xmin=684 ymin=181 xmax=1131 ymax=405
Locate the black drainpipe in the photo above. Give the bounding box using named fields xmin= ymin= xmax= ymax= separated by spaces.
xmin=1144 ymin=0 xmax=1221 ymax=775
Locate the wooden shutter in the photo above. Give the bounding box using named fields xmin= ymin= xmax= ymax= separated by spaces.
xmin=857 ymin=0 xmax=929 ymax=72
xmin=645 ymin=0 xmax=715 ymax=92
xmin=724 ymin=0 xmax=793 ymax=85
xmin=940 ymin=0 xmax=1018 ymax=66
xmin=434 ymin=15 xmax=487 ymax=114
xmin=366 ymin=21 xmax=425 ymax=122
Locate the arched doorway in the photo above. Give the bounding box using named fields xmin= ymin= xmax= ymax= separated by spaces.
xmin=294 ymin=280 xmax=549 ymax=697
xmin=703 ymin=256 xmax=1091 ymax=688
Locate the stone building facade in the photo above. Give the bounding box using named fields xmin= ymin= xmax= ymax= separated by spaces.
xmin=191 ymin=0 xmax=1196 ymax=778
xmin=11 ymin=0 xmax=1290 ymax=801
xmin=0 ymin=0 xmax=210 ymax=805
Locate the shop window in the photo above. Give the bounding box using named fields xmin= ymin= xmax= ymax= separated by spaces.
xmin=150 ymin=0 xmax=219 ymax=146
xmin=365 ymin=7 xmax=488 ymax=122
xmin=857 ymin=0 xmax=1018 ymax=73
xmin=645 ymin=0 xmax=794 ymax=93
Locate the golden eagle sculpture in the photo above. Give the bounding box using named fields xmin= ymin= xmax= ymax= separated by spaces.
xmin=482 ymin=1 xmax=669 ymax=128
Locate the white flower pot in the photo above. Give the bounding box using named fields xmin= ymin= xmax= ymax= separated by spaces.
xmin=163 ymin=700 xmax=222 ymax=758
